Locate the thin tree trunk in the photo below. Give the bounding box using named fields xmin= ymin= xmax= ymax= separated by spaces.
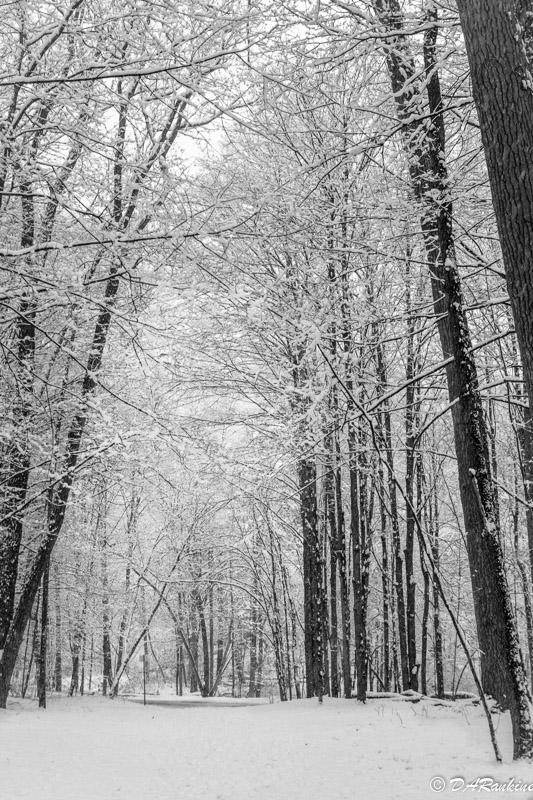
xmin=379 ymin=463 xmax=391 ymax=692
xmin=53 ymin=561 xmax=62 ymax=693
xmin=248 ymin=594 xmax=258 ymax=698
xmin=429 ymin=462 xmax=445 ymax=700
xmin=325 ymin=428 xmax=339 ymax=697
xmin=197 ymin=592 xmax=210 ymax=697
xmin=299 ymin=457 xmax=324 ymax=699
xmin=101 ymin=528 xmax=113 ymax=697
xmin=115 ymin=500 xmax=136 ymax=684
xmin=256 ymin=623 xmax=265 ymax=698
xmin=37 ymin=557 xmax=50 ymax=709
xmin=22 ymin=589 xmax=40 ymax=699
xmin=189 ymin=624 xmax=199 ymax=694
xmin=404 ymin=264 xmax=419 ymax=690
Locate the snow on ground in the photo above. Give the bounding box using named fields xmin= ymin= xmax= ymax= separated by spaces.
xmin=2 ymin=693 xmax=533 ymax=800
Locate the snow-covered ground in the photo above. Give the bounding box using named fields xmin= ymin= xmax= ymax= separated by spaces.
xmin=2 ymin=693 xmax=533 ymax=799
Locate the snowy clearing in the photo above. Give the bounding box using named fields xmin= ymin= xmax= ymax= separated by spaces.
xmin=2 ymin=695 xmax=533 ymax=800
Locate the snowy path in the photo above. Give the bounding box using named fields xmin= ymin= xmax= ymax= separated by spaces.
xmin=2 ymin=694 xmax=533 ymax=799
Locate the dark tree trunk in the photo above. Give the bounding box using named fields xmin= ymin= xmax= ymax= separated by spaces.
xmin=189 ymin=625 xmax=199 ymax=694
xmin=404 ymin=269 xmax=419 ymax=691
xmin=37 ymin=558 xmax=50 ymax=709
xmin=325 ymin=429 xmax=339 ymax=698
xmin=299 ymin=457 xmax=325 ymax=699
xmin=115 ymin=518 xmax=135 ymax=686
xmin=256 ymin=624 xmax=264 ymax=698
xmin=517 ymin=406 xmax=533 ymax=583
xmin=69 ymin=647 xmax=80 ymax=697
xmin=334 ymin=432 xmax=351 ymax=699
xmin=429 ymin=466 xmax=445 ymax=699
xmin=88 ymin=634 xmax=94 ymax=693
xmin=175 ymin=638 xmax=184 ymax=697
xmin=419 ymin=453 xmax=430 ymax=697
xmin=101 ymin=533 xmax=113 ymax=697
xmin=22 ymin=590 xmax=40 ymax=699
xmin=326 ymin=255 xmax=352 ymax=699
xmin=248 ymin=596 xmax=258 ymax=697
xmin=53 ymin=562 xmax=62 ymax=693
xmin=456 ymin=0 xmax=533 ymax=444
xmin=280 ymin=564 xmax=293 ymax=700
xmin=351 ymin=410 xmax=371 ymax=702
xmin=420 ymin=558 xmax=430 ymax=697
xmin=197 ymin=593 xmax=210 ymax=697
xmin=208 ymin=583 xmax=214 ymax=694
xmin=379 ymin=465 xmax=391 ymax=692
xmin=267 ymin=520 xmax=289 ymax=701
xmin=215 ymin=589 xmax=225 ymax=693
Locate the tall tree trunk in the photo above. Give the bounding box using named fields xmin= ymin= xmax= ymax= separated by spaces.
xmin=53 ymin=561 xmax=62 ymax=693
xmin=189 ymin=622 xmax=199 ymax=694
xmin=115 ymin=497 xmax=137 ymax=684
xmin=429 ymin=456 xmax=445 ymax=699
xmin=351 ymin=402 xmax=371 ymax=701
xmin=69 ymin=634 xmax=81 ymax=697
xmin=37 ymin=557 xmax=50 ymax=709
xmin=70 ymin=568 xmax=91 ymax=697
xmin=21 ymin=589 xmax=40 ymax=699
xmin=197 ymin=592 xmax=210 ymax=697
xmin=326 ymin=254 xmax=352 ymax=698
xmin=325 ymin=428 xmax=339 ymax=698
xmin=208 ymin=582 xmax=214 ymax=693
xmin=101 ymin=527 xmax=113 ymax=697
xmin=379 ymin=463 xmax=391 ymax=692
xmin=256 ymin=621 xmax=265 ymax=698
xmin=175 ymin=626 xmax=184 ymax=696
xmin=215 ymin=598 xmax=225 ymax=692
xmin=404 ymin=265 xmax=419 ymax=691
xmin=299 ymin=457 xmax=324 ymax=699
xmin=420 ymin=558 xmax=430 ymax=697
xmin=248 ymin=580 xmax=259 ymax=697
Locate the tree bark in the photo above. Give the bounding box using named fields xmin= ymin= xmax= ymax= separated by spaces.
xmin=299 ymin=457 xmax=325 ymax=699
xmin=324 ymin=428 xmax=339 ymax=697
xmin=101 ymin=528 xmax=113 ymax=696
xmin=456 ymin=0 xmax=533 ymax=435
xmin=404 ymin=266 xmax=419 ymax=691
xmin=36 ymin=557 xmax=50 ymax=709
xmin=53 ymin=561 xmax=62 ymax=693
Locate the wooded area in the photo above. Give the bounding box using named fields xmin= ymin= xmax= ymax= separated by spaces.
xmin=2 ymin=0 xmax=533 ymax=765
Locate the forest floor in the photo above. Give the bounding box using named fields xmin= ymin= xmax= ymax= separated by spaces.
xmin=2 ymin=693 xmax=533 ymax=799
